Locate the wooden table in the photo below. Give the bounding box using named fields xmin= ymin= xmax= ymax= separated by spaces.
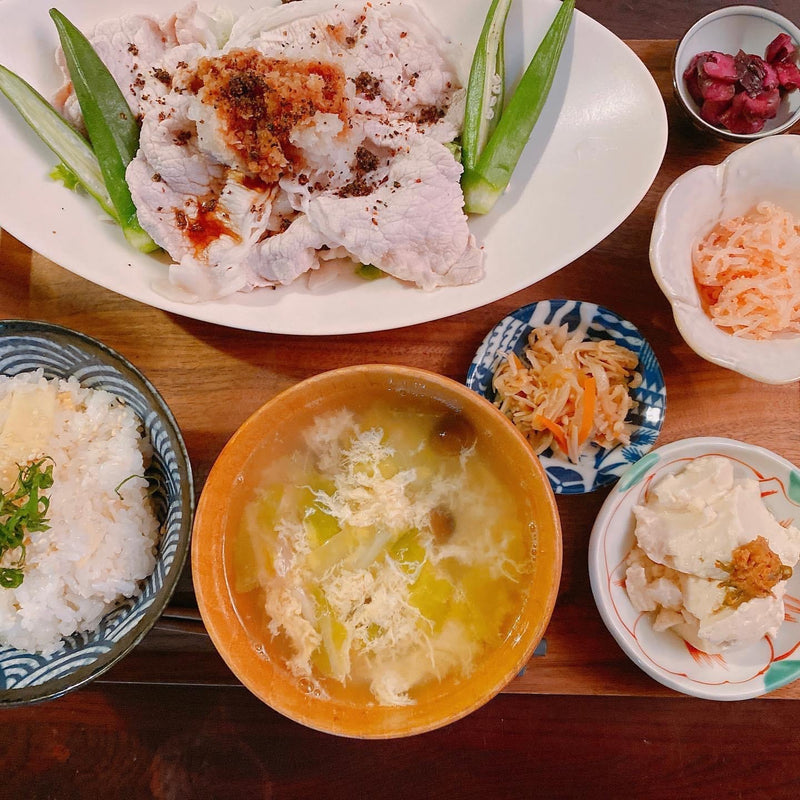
xmin=3 ymin=2 xmax=800 ymax=797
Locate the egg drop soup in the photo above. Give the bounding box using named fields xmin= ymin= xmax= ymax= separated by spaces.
xmin=228 ymin=389 xmax=537 ymax=707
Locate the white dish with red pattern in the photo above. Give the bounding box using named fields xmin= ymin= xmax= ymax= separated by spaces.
xmin=588 ymin=436 xmax=800 ymax=700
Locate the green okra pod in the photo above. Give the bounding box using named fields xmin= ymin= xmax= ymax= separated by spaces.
xmin=0 ymin=64 xmax=116 ymax=220
xmin=50 ymin=7 xmax=157 ymax=252
xmin=462 ymin=0 xmax=576 ymax=215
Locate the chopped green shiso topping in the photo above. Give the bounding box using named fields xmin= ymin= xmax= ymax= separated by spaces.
xmin=0 ymin=459 xmax=54 ymax=589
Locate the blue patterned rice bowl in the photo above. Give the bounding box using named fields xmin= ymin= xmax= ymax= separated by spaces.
xmin=0 ymin=320 xmax=193 ymax=705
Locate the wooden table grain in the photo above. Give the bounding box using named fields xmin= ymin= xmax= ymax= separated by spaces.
xmin=2 ymin=1 xmax=800 ymax=797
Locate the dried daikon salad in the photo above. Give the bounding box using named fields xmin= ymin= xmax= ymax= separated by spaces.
xmin=492 ymin=324 xmax=640 ymax=463
xmin=693 ymin=201 xmax=800 ymax=339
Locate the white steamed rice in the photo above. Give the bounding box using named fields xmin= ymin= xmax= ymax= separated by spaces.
xmin=0 ymin=371 xmax=160 ymax=654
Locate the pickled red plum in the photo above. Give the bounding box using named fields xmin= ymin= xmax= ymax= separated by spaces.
xmin=683 ymin=33 xmax=800 ymax=134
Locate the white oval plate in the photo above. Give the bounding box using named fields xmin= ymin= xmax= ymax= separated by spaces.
xmin=0 ymin=0 xmax=667 ymax=335
xmin=589 ymin=437 xmax=800 ymax=700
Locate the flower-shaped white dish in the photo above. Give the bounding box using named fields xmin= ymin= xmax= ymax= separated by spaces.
xmin=650 ymin=135 xmax=800 ymax=384
xmin=673 ymin=6 xmax=800 ymax=141
xmin=588 ymin=436 xmax=800 ymax=700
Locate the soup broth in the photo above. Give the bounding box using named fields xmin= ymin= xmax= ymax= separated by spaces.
xmin=230 ymin=390 xmax=536 ymax=707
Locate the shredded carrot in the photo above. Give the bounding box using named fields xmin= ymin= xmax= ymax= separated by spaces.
xmin=577 ymin=375 xmax=596 ymax=446
xmin=692 ymin=201 xmax=800 ymax=339
xmin=534 ymin=414 xmax=568 ymax=454
xmin=492 ymin=324 xmax=640 ymax=462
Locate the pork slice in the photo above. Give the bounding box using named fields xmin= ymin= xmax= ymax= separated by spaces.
xmin=54 ymin=3 xmax=231 ymax=126
xmin=304 ymin=135 xmax=483 ymax=289
xmin=165 ymin=178 xmax=279 ymax=300
xmin=227 ymin=0 xmax=464 ymax=139
xmin=243 ymin=215 xmax=328 ymax=286
xmin=55 ymin=13 xmax=177 ymax=127
xmin=128 ymin=152 xmax=276 ymax=299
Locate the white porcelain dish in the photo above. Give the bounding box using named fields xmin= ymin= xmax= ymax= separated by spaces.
xmin=673 ymin=5 xmax=800 ymax=141
xmin=650 ymin=135 xmax=800 ymax=384
xmin=589 ymin=436 xmax=800 ymax=701
xmin=0 ymin=0 xmax=667 ymax=335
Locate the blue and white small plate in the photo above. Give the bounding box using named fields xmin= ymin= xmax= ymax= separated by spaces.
xmin=466 ymin=300 xmax=666 ymax=494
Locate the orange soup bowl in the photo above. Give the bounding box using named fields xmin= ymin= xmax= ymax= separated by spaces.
xmin=192 ymin=364 xmax=562 ymax=738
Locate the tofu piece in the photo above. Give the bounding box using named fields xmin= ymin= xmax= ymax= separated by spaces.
xmin=0 ymin=383 xmax=57 ymax=485
xmin=626 ymin=455 xmax=800 ymax=652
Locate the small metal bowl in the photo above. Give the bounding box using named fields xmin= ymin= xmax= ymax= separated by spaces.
xmin=673 ymin=5 xmax=800 ymax=141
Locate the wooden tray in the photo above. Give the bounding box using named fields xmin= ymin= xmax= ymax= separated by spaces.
xmin=2 ymin=41 xmax=798 ymax=699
